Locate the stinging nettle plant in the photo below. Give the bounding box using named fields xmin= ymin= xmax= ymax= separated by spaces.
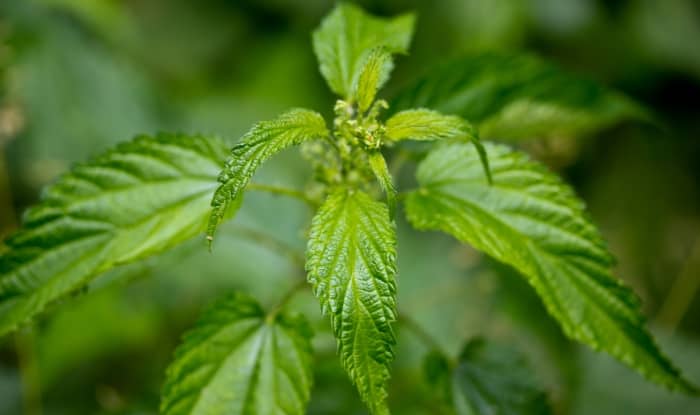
xmin=0 ymin=3 xmax=697 ymax=414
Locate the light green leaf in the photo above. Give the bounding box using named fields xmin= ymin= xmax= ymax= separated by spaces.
xmin=160 ymin=292 xmax=314 ymax=415
xmin=391 ymin=51 xmax=649 ymax=140
xmin=313 ymin=3 xmax=415 ymax=97
xmin=306 ymin=189 xmax=397 ymax=414
xmin=405 ymin=142 xmax=696 ymax=393
xmin=207 ymin=109 xmax=328 ymax=241
xmin=386 ymin=109 xmax=470 ymax=142
xmin=354 ymin=47 xmax=394 ymax=113
xmin=0 ymin=134 xmax=231 ymax=336
xmin=385 ymin=109 xmax=491 ymax=183
xmin=452 ymin=338 xmax=551 ymax=415
xmin=368 ymin=151 xmax=396 ymax=217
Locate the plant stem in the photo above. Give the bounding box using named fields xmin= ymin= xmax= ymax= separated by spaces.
xmin=246 ymin=183 xmax=316 ymax=208
xmin=230 ymin=225 xmax=306 ymax=268
xmin=15 ymin=328 xmax=42 ymax=415
xmin=2 ymin=148 xmax=42 ymax=414
xmin=656 ymin=237 xmax=700 ymax=332
xmin=398 ymin=312 xmax=449 ymax=358
xmin=0 ymin=146 xmax=17 ymax=238
xmin=267 ymin=279 xmax=308 ymax=322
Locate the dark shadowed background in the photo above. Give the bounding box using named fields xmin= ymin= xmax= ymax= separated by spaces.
xmin=0 ymin=0 xmax=699 ymax=414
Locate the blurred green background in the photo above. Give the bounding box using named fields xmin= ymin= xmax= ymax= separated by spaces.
xmin=0 ymin=0 xmax=699 ymax=414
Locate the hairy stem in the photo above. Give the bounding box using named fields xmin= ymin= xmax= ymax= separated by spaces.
xmin=247 ymin=183 xmax=317 ymax=208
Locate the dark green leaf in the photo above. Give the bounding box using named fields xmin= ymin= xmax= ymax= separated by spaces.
xmin=405 ymin=142 xmax=696 ymax=393
xmin=452 ymin=338 xmax=551 ymax=415
xmin=306 ymin=189 xmax=397 ymax=414
xmin=391 ymin=51 xmax=648 ymax=140
xmin=160 ymin=292 xmax=314 ymax=415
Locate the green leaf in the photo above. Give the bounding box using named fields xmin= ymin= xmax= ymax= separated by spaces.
xmin=0 ymin=134 xmax=232 ymax=336
xmin=452 ymin=338 xmax=551 ymax=415
xmin=313 ymin=3 xmax=415 ymax=97
xmin=405 ymin=142 xmax=696 ymax=394
xmin=385 ymin=109 xmax=491 ymax=184
xmin=306 ymin=189 xmax=397 ymax=414
xmin=386 ymin=109 xmax=470 ymax=142
xmin=160 ymin=292 xmax=314 ymax=415
xmin=207 ymin=109 xmax=328 ymax=242
xmin=368 ymin=151 xmax=396 ymax=217
xmin=354 ymin=47 xmax=394 ymax=113
xmin=391 ymin=51 xmax=649 ymax=140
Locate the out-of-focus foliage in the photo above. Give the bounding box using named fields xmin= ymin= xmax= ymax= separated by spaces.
xmin=0 ymin=0 xmax=699 ymax=414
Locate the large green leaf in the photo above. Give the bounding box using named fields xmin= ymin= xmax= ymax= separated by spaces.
xmin=405 ymin=142 xmax=696 ymax=393
xmin=160 ymin=292 xmax=314 ymax=415
xmin=312 ymin=3 xmax=415 ymax=97
xmin=0 ymin=134 xmax=230 ymax=336
xmin=452 ymin=338 xmax=551 ymax=415
xmin=391 ymin=51 xmax=648 ymax=140
xmin=306 ymin=189 xmax=397 ymax=414
xmin=207 ymin=109 xmax=328 ymax=241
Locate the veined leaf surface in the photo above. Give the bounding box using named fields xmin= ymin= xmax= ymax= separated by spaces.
xmin=354 ymin=47 xmax=394 ymax=112
xmin=313 ymin=3 xmax=414 ymax=97
xmin=0 ymin=134 xmax=231 ymax=336
xmin=160 ymin=292 xmax=314 ymax=415
xmin=207 ymin=108 xmax=328 ymax=240
xmin=306 ymin=189 xmax=397 ymax=414
xmin=405 ymin=142 xmax=695 ymax=393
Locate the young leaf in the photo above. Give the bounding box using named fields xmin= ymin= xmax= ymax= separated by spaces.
xmin=385 ymin=109 xmax=491 ymax=183
xmin=405 ymin=142 xmax=697 ymax=393
xmin=207 ymin=109 xmax=328 ymax=241
xmin=313 ymin=3 xmax=415 ymax=97
xmin=385 ymin=109 xmax=469 ymax=142
xmin=354 ymin=47 xmax=394 ymax=113
xmin=0 ymin=134 xmax=232 ymax=336
xmin=306 ymin=189 xmax=397 ymax=414
xmin=368 ymin=151 xmax=396 ymax=216
xmin=160 ymin=292 xmax=314 ymax=415
xmin=391 ymin=51 xmax=649 ymax=140
xmin=452 ymin=338 xmax=551 ymax=415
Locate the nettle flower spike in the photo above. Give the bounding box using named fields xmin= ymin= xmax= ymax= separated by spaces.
xmin=0 ymin=3 xmax=695 ymax=415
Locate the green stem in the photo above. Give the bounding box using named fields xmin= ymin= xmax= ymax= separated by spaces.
xmin=2 ymin=148 xmax=42 ymax=415
xmin=0 ymin=146 xmax=17 ymax=238
xmin=230 ymin=225 xmax=306 ymax=268
xmin=656 ymin=237 xmax=700 ymax=332
xmin=246 ymin=183 xmax=316 ymax=208
xmin=267 ymin=279 xmax=308 ymax=323
xmin=398 ymin=312 xmax=449 ymax=359
xmin=15 ymin=328 xmax=42 ymax=415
